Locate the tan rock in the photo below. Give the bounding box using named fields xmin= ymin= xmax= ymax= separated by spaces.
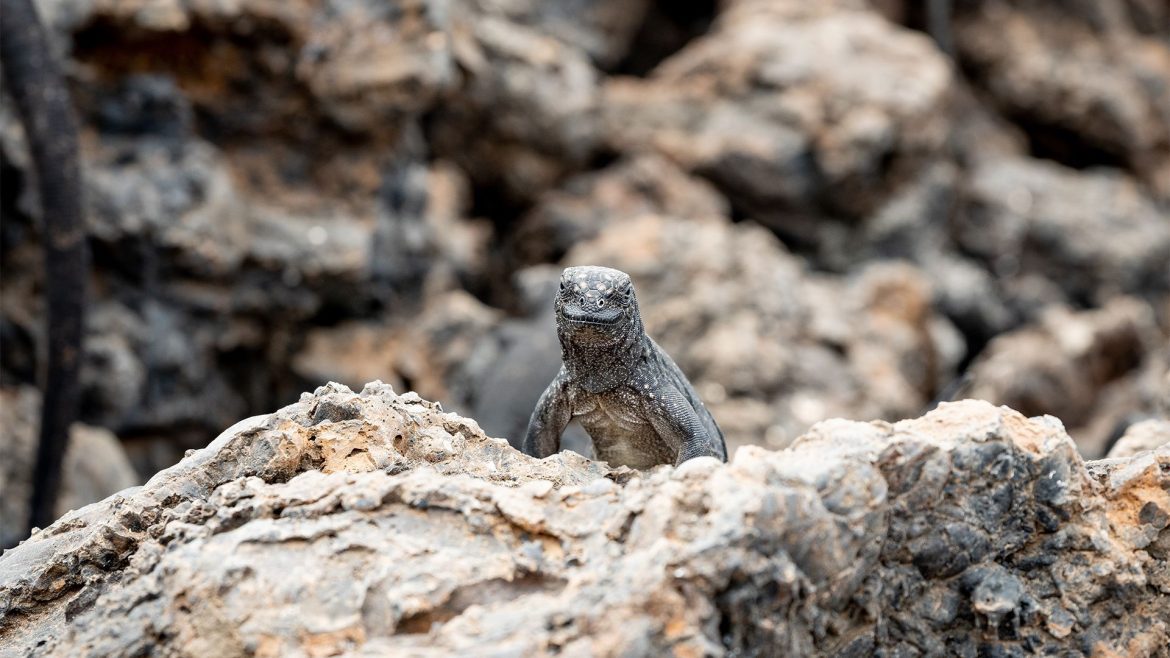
xmin=3 ymin=387 xmax=1164 ymax=656
xmin=1107 ymin=420 xmax=1170 ymax=459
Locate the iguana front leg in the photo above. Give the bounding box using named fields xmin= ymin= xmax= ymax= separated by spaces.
xmin=645 ymin=386 xmax=722 ymax=466
xmin=523 ymin=370 xmax=573 ymax=458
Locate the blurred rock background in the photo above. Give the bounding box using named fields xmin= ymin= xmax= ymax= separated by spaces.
xmin=2 ymin=0 xmax=1168 ymax=543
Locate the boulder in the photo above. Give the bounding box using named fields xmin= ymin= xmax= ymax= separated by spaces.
xmin=955 ymin=157 xmax=1170 ymax=308
xmin=602 ymin=0 xmax=954 ymax=232
xmin=1 ymin=386 xmax=1166 ymax=656
xmin=954 ymin=0 xmax=1170 ymax=199
xmin=3 ymin=0 xmax=1169 ymax=520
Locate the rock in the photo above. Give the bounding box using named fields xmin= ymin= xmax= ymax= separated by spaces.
xmin=955 ymin=156 xmax=1170 ymax=308
xmin=464 ymin=0 xmax=654 ymax=69
xmin=368 ymin=159 xmax=493 ymax=305
xmin=603 ymin=0 xmax=954 ymax=233
xmin=1107 ymin=420 xmax=1170 ymax=459
xmin=48 ymin=0 xmax=457 ymax=139
xmin=3 ymin=106 xmax=488 ymax=450
xmin=77 ymin=297 xmax=259 ymax=445
xmin=954 ymin=0 xmax=1170 ymax=199
xmin=85 ymin=138 xmax=247 ymax=275
xmin=295 ymin=0 xmax=652 ymax=145
xmin=292 ymin=291 xmax=501 ymax=406
xmin=507 ymin=153 xmax=730 ymax=268
xmin=854 ymin=160 xmax=1021 ymax=349
xmin=1086 ymin=442 xmax=1170 ymax=577
xmin=1 ymin=389 xmax=1166 ymax=655
xmin=89 ymin=73 xmax=193 ymax=139
xmin=291 ymin=322 xmax=408 ymax=395
xmin=0 ymin=386 xmax=139 ymax=549
xmin=292 ymin=0 xmax=460 ymax=133
xmin=3 ymin=0 xmax=1170 ymax=508
xmin=851 ymin=149 xmax=1170 ymax=362
xmin=429 ymin=11 xmax=602 ymax=202
xmin=290 ymin=284 xmax=597 ymax=458
xmin=965 ymin=297 xmax=1166 ymax=457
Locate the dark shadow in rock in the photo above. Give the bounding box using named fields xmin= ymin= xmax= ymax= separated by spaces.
xmin=611 ymin=0 xmax=718 ymax=76
xmin=1009 ymin=113 xmax=1130 ymax=172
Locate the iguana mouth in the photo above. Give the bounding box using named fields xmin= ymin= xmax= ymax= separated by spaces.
xmin=560 ymin=305 xmax=623 ymax=326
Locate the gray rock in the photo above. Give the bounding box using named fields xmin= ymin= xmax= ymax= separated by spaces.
xmin=429 ymin=12 xmax=602 ymax=202
xmin=508 ymin=153 xmax=730 ymax=268
xmin=3 ymin=106 xmax=490 ymax=458
xmin=845 ymin=160 xmax=1020 ymax=356
xmin=954 ymin=0 xmax=1170 ymax=200
xmin=956 ymin=156 xmax=1170 ymax=306
xmin=0 ymin=386 xmax=139 ymax=549
xmin=1 ymin=389 xmax=1166 ymax=656
xmin=465 ymin=0 xmax=654 ymax=69
xmin=966 ymin=297 xmax=1167 ymax=458
xmin=3 ymin=0 xmax=1170 ymax=513
xmin=602 ymin=0 xmax=954 ymax=229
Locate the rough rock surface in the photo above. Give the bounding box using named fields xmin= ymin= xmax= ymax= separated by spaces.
xmin=506 ymin=153 xmax=730 ymax=269
xmin=955 ymin=156 xmax=1170 ymax=308
xmin=0 ymin=386 xmax=139 ymax=549
xmin=953 ymin=0 xmax=1170 ymax=200
xmin=1107 ymin=420 xmax=1170 ymax=459
xmin=965 ymin=298 xmax=1168 ymax=458
xmin=1 ymin=386 xmax=1167 ymax=656
xmin=603 ymin=0 xmax=953 ymax=228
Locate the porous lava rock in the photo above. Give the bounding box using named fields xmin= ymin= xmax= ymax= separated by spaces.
xmin=1 ymin=386 xmax=1166 ymax=656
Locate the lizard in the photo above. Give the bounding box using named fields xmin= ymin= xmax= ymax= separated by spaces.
xmin=523 ymin=266 xmax=726 ymax=468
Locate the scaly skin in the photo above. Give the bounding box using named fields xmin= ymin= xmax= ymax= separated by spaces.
xmin=524 ymin=266 xmax=726 ymax=468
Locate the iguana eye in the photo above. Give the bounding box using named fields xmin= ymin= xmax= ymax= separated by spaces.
xmin=597 ymin=299 xmax=606 ymax=308
xmin=560 ymin=280 xmax=568 ymax=290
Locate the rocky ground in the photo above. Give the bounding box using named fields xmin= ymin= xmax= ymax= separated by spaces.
xmin=1 ymin=0 xmax=1168 ymax=543
xmin=0 ymin=384 xmax=1167 ymax=656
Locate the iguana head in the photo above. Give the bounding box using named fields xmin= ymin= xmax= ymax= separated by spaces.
xmin=555 ymin=266 xmax=642 ymax=347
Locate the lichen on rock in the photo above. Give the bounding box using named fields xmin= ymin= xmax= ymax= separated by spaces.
xmin=1 ymin=386 xmax=1166 ymax=656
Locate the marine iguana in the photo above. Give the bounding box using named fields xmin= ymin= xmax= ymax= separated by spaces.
xmin=523 ymin=266 xmax=726 ymax=468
